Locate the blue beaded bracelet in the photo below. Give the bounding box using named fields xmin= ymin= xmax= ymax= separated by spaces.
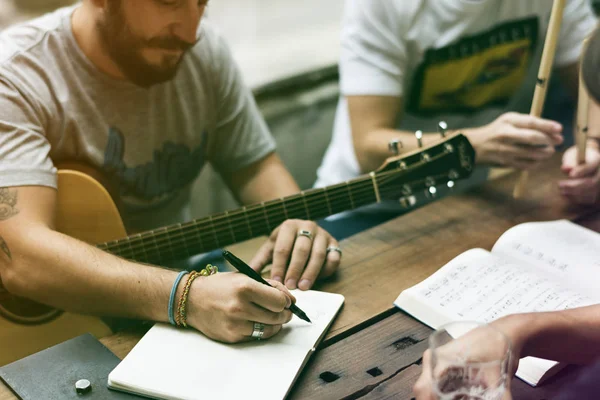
xmin=169 ymin=271 xmax=189 ymax=326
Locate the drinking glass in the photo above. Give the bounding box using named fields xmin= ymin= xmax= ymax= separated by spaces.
xmin=429 ymin=321 xmax=511 ymax=400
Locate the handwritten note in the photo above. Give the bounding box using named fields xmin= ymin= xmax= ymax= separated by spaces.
xmin=417 ymin=249 xmax=596 ymax=324
xmin=493 ymin=220 xmax=600 ymax=297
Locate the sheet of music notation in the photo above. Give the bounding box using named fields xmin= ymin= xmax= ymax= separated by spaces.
xmin=418 ymin=247 xmax=598 ymax=324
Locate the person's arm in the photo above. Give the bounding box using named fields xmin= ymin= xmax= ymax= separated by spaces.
xmin=0 ymin=186 xmax=176 ymax=320
xmin=224 ymin=152 xmax=300 ymax=204
xmin=348 ymin=94 xmax=563 ymax=174
xmin=0 ymin=185 xmax=294 ymax=343
xmin=504 ymin=305 xmax=600 ymax=365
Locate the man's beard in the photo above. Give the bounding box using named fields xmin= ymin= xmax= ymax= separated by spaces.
xmin=96 ymin=3 xmax=195 ymax=88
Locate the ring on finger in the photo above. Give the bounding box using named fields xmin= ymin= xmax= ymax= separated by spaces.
xmin=326 ymin=246 xmax=342 ymax=257
xmin=251 ymin=321 xmax=265 ymax=340
xmin=297 ymin=230 xmax=313 ymax=241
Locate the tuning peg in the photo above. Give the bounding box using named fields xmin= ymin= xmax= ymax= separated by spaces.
xmin=438 ymin=121 xmax=448 ymax=138
xmin=425 ymin=177 xmax=437 ymax=198
xmin=399 ymin=195 xmax=417 ymax=208
xmin=388 ymin=139 xmax=403 ymax=155
xmin=415 ymin=130 xmax=423 ymax=148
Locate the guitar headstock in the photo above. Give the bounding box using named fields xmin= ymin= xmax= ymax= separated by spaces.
xmin=375 ymin=132 xmax=475 ymax=207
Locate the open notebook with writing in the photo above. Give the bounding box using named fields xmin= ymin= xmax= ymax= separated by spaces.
xmin=394 ymin=220 xmax=600 ymax=387
xmin=108 ymin=290 xmax=344 ymax=400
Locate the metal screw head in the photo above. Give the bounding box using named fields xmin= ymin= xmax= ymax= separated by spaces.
xmin=75 ymin=379 xmax=92 ymax=395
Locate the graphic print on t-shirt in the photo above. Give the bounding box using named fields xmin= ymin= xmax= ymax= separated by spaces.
xmin=407 ymin=17 xmax=538 ymax=116
xmin=103 ymin=127 xmax=207 ymax=206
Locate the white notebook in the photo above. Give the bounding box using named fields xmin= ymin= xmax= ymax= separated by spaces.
xmin=394 ymin=220 xmax=600 ymax=387
xmin=108 ymin=290 xmax=345 ymax=400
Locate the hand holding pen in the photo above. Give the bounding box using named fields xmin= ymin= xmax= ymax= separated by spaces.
xmin=223 ymin=250 xmax=312 ymax=323
xmin=179 ymin=262 xmax=297 ymax=343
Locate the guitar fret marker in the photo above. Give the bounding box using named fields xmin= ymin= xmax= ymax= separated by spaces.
xmin=242 ymin=206 xmax=253 ymax=238
xmin=261 ymin=202 xmax=272 ymax=233
xmin=224 ymin=211 xmax=236 ymax=243
xmin=136 ymin=233 xmax=149 ymax=262
xmin=177 ymin=223 xmax=192 ymax=258
xmin=345 ymin=181 xmax=356 ymax=210
xmin=281 ymin=200 xmax=289 ymax=220
xmin=370 ymin=172 xmax=382 ymax=203
xmin=300 ymin=191 xmax=311 ymax=220
xmin=208 ymin=216 xmax=220 ymax=248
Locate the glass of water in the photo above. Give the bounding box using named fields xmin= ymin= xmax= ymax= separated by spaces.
xmin=429 ymin=321 xmax=511 ymax=400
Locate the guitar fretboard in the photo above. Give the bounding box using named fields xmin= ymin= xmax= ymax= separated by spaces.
xmin=97 ymin=177 xmax=377 ymax=264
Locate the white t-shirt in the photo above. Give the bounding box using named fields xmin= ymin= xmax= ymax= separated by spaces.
xmin=0 ymin=6 xmax=275 ymax=233
xmin=316 ymin=0 xmax=597 ymax=188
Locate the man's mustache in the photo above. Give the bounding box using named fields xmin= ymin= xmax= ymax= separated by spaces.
xmin=148 ymin=36 xmax=196 ymax=52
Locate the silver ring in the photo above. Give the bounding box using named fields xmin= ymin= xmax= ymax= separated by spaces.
xmin=251 ymin=322 xmax=265 ymax=340
xmin=297 ymin=230 xmax=313 ymax=241
xmin=326 ymin=246 xmax=342 ymax=257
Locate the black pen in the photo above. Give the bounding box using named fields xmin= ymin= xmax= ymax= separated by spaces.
xmin=222 ymin=250 xmax=312 ymax=323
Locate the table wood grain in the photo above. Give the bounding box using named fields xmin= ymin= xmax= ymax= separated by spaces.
xmin=1 ymin=154 xmax=598 ymax=399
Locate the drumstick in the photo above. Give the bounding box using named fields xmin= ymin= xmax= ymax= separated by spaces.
xmin=513 ymin=0 xmax=566 ymax=198
xmin=576 ymin=37 xmax=591 ymax=165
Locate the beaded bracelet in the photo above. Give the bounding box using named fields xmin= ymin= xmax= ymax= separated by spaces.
xmin=168 ymin=271 xmax=189 ymax=326
xmin=175 ymin=264 xmax=219 ymax=328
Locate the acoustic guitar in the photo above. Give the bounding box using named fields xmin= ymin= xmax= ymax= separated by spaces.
xmin=0 ymin=133 xmax=475 ymax=365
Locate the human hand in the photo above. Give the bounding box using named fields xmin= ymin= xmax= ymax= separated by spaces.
xmin=186 ymin=272 xmax=295 ymax=343
xmin=465 ymin=112 xmax=563 ymax=169
xmin=249 ymin=219 xmax=341 ymax=290
xmin=414 ymin=318 xmax=524 ymax=400
xmin=559 ymin=140 xmax=600 ymax=205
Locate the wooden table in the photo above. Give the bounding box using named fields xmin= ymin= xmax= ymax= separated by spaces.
xmin=1 ymin=154 xmax=598 ymax=399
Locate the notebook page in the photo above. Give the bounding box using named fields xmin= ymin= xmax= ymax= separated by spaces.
xmin=492 ymin=220 xmax=600 ymax=297
xmin=108 ymin=290 xmax=344 ymax=400
xmin=397 ymin=249 xmax=598 ymax=326
xmin=394 ymin=248 xmax=599 ymax=385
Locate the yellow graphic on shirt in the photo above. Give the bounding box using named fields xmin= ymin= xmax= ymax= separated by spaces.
xmin=421 ymin=40 xmax=531 ymax=109
xmin=408 ymin=17 xmax=538 ymax=115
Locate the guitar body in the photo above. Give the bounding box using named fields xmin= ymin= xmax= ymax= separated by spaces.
xmin=0 ymin=166 xmax=117 ymax=366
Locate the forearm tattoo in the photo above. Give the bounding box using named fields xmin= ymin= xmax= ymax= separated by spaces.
xmin=0 ymin=188 xmax=19 ymax=221
xmin=0 ymin=235 xmax=11 ymax=261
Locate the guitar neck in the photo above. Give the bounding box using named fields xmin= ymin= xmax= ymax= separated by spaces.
xmin=97 ymin=177 xmax=378 ymax=265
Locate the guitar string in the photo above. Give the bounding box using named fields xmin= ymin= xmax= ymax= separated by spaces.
xmin=101 ymin=150 xmax=466 ymax=262
xmin=103 ymin=148 xmax=455 ymax=257
xmin=104 ymin=170 xmax=460 ymax=263
xmin=100 ymin=163 xmax=445 ymax=260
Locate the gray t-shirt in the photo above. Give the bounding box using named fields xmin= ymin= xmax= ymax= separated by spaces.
xmin=0 ymin=6 xmax=275 ymax=232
